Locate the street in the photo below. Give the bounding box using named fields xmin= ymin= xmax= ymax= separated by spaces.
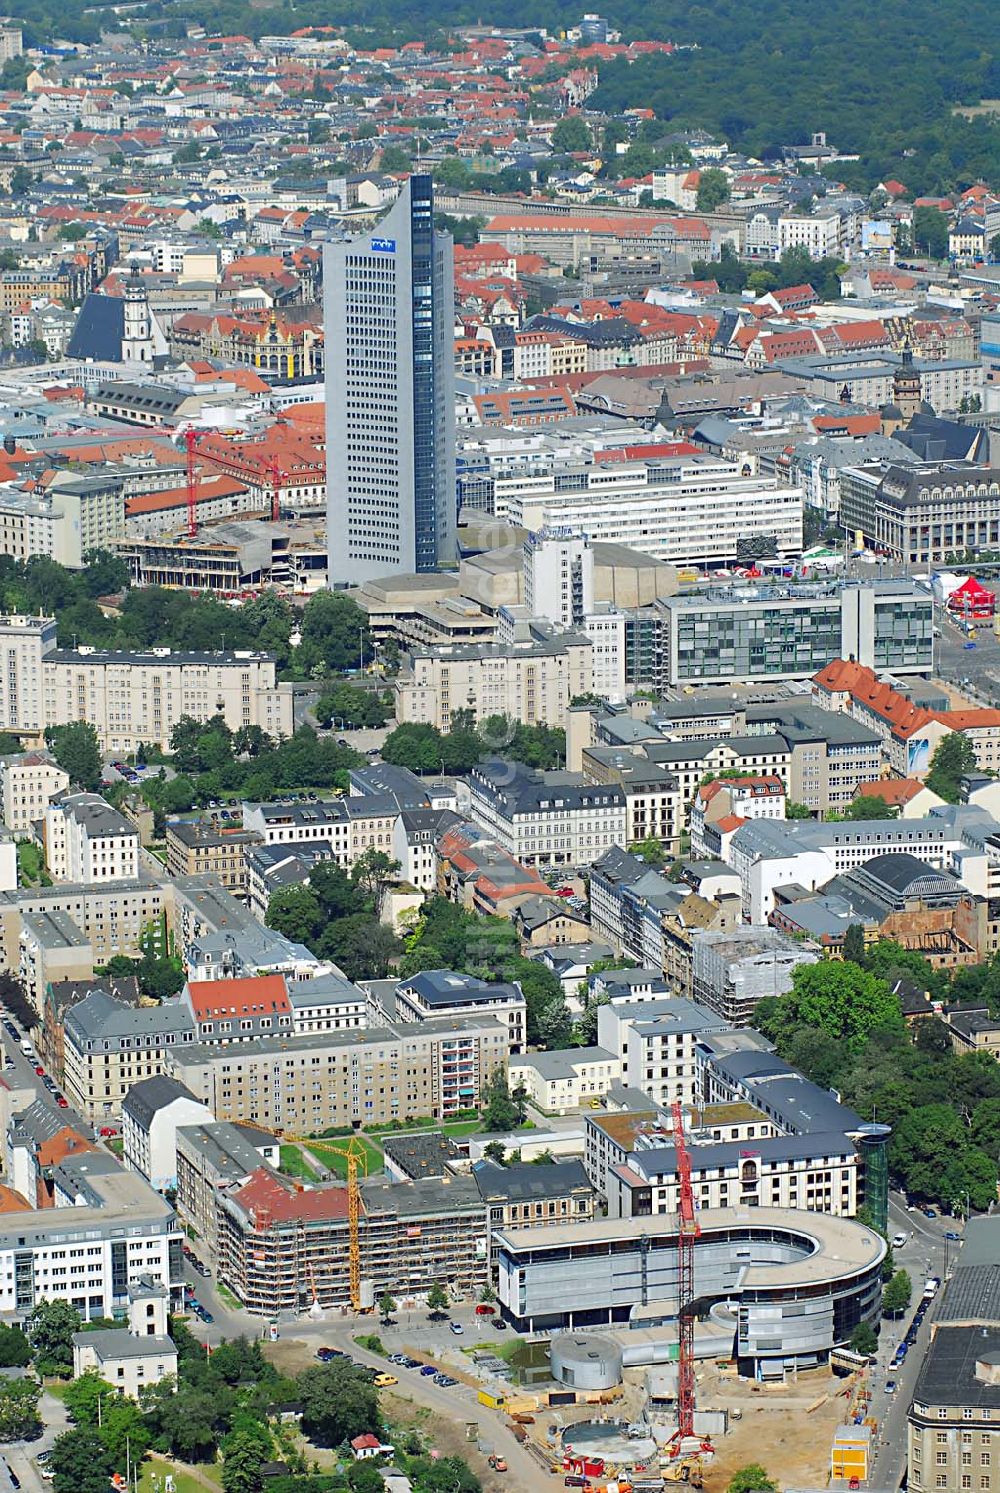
xmin=865 ymin=1193 xmax=959 ymax=1490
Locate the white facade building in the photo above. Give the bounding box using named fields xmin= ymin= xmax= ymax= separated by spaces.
xmin=0 ymin=751 xmax=69 ymax=833
xmin=44 ymin=794 xmax=140 ymax=884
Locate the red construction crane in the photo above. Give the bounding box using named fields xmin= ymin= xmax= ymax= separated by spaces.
xmin=669 ymin=1099 xmax=710 ymax=1457
xmin=184 ymin=427 xmax=198 ymax=538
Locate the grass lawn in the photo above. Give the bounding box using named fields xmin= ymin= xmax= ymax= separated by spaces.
xmin=136 ymin=1456 xmax=219 ymax=1493
xmin=308 ymin=1136 xmax=383 ymax=1178
xmin=215 ymin=1282 xmax=242 ymax=1310
xmin=279 ymin=1143 xmax=320 ymax=1182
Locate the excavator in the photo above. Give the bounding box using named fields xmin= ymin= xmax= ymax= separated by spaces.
xmin=663 ymin=1457 xmax=704 ymax=1486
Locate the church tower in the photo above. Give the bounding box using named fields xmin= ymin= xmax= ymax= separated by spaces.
xmin=122 ymin=262 xmax=154 ymax=362
xmin=892 ymin=343 xmax=923 ymax=423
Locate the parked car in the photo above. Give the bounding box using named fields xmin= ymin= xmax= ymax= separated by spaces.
xmin=885 ymin=1379 xmax=897 ymax=1394
xmin=420 ymin=1364 xmax=437 ymax=1376
xmin=434 ymin=1374 xmax=457 ymax=1387
xmin=449 ymin=1321 xmax=464 ymax=1335
xmin=374 ymin=1374 xmax=398 ymax=1388
xmin=200 ymin=1310 xmax=214 ymax=1324
xmin=944 ymin=1230 xmax=962 ymax=1241
xmin=923 ymin=1207 xmax=937 ymax=1218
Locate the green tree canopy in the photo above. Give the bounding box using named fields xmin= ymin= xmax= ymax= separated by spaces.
xmin=297 ymin=1360 xmax=380 ymax=1447
xmin=883 ymin=1269 xmax=912 ymax=1315
xmin=727 ymin=1466 xmax=777 ymax=1493
xmin=696 ymin=166 xmax=730 ymax=211
xmin=50 ymin=1427 xmax=114 ymax=1493
xmin=551 ymin=115 xmax=593 ymax=152
xmin=926 ymin=731 xmax=977 ymax=802
xmin=45 ymin=721 xmax=102 ymax=791
xmin=850 ymin=1321 xmax=879 ymax=1356
xmin=26 ymin=1298 xmax=81 ymax=1376
xmin=762 ymin=960 xmax=902 ymax=1050
xmin=0 ymin=1376 xmax=41 ymax=1441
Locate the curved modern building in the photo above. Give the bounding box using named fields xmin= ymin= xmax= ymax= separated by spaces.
xmin=495 ymin=1207 xmax=886 ymax=1374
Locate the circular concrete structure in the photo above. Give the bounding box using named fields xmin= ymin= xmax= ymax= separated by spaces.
xmin=550 ymin=1331 xmax=624 ymax=1390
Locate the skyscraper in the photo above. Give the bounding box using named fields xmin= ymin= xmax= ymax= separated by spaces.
xmin=325 ymin=175 xmax=456 ymax=585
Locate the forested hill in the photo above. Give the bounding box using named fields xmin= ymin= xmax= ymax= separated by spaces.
xmin=16 ymin=0 xmax=1000 ymax=192
xmin=591 ymin=0 xmax=1000 ymax=193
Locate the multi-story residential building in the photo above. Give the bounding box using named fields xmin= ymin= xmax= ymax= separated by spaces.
xmin=179 ymin=974 xmax=295 ymax=1046
xmin=580 ymin=748 xmax=682 ymax=852
xmin=394 ymin=633 xmax=594 ymax=733
xmin=690 ymin=775 xmax=786 ymax=857
xmin=0 ymin=1167 xmax=183 ymax=1320
xmin=658 ymin=580 xmax=933 ymax=686
xmin=167 ymin=1016 xmax=509 ymax=1131
xmin=391 ymin=808 xmax=460 ymax=891
xmin=62 ymin=989 xmax=197 ymax=1120
xmin=509 ymin=1046 xmax=622 ymax=1113
xmin=497 ymin=454 xmax=803 ymax=568
xmin=19 ymin=909 xmax=93 ymax=1013
xmin=813 ymin=658 xmax=1000 ymax=778
xmin=175 ymin=1120 xmax=279 ymax=1255
xmin=908 ymin=1265 xmax=1000 ymax=1493
xmin=469 ymin=759 xmax=627 ymax=870
xmin=218 ymin=1167 xmax=486 ymax=1316
xmin=597 ymin=995 xmax=729 ymax=1107
xmin=164 ymin=820 xmax=262 ymax=896
xmin=42 ymin=646 xmax=294 ymax=755
xmin=0 ymin=880 xmax=168 ymax=973
xmin=240 ymin=794 xmax=400 ymax=865
xmin=287 ymin=973 xmax=368 ymax=1035
xmin=523 ymin=530 xmax=595 ymax=628
xmin=473 ymin=1158 xmax=596 ymax=1243
xmin=691 ymin=926 xmax=819 ymax=1026
xmin=840 ymin=461 xmax=1000 ymax=564
xmin=0 ymin=615 xmax=57 ymax=734
xmin=606 ymin=1129 xmax=860 ymax=1218
xmin=391 ymin=970 xmax=527 ymax=1053
xmin=325 ymin=175 xmax=456 ymax=584
xmin=44 ymin=794 xmax=140 ymax=885
xmin=0 ymin=751 xmax=68 ymax=833
xmin=122 ymin=1075 xmax=214 ymax=1192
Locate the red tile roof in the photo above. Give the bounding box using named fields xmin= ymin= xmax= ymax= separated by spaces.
xmin=185 ymin=974 xmax=291 ymax=1020
xmin=232 ymin=1167 xmax=354 ymax=1226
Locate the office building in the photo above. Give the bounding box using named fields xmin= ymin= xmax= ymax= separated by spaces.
xmin=325 ymin=174 xmax=456 ymax=584
xmin=523 ymin=531 xmax=595 ymax=628
xmin=659 ymin=580 xmax=933 ymax=686
xmin=494 ymin=1207 xmax=885 ymax=1370
xmin=597 ymin=995 xmax=728 ymax=1108
xmin=0 ymin=1168 xmax=183 ymax=1320
xmin=840 ymin=462 xmax=1000 ymax=564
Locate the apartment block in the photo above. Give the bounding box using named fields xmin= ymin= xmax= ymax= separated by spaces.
xmin=166 ymin=1016 xmax=509 ymax=1131
xmin=0 ymin=879 xmax=168 ymax=972
xmin=41 ymin=646 xmax=294 ymax=755
xmin=241 ymin=794 xmax=399 ymax=864
xmin=19 ymin=909 xmax=93 ymax=1013
xmin=175 ymin=1120 xmax=279 ymax=1254
xmin=0 ymin=751 xmax=69 ymax=833
xmin=597 ymin=995 xmax=729 ymax=1108
xmin=469 ymin=759 xmax=627 ymax=869
xmin=62 ymin=988 xmax=197 ymax=1120
xmin=0 ymin=615 xmax=57 ymax=734
xmin=164 ymin=819 xmax=262 ymax=895
xmin=391 ymin=969 xmax=527 ymax=1053
xmin=394 ymin=633 xmax=593 ymax=733
xmin=44 ymin=793 xmax=140 ymax=885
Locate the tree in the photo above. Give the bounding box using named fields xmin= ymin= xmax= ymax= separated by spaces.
xmin=727 ymin=1466 xmax=777 ymax=1493
xmin=349 ymin=1465 xmax=386 ymax=1493
xmin=63 ymin=1369 xmax=114 ymax=1426
xmin=297 ymin=1361 xmax=380 ymax=1447
xmin=551 ymin=115 xmax=593 ymax=153
xmin=481 ymin=1069 xmax=522 ymax=1132
xmin=629 ymin=835 xmax=667 ymax=867
xmin=222 ymin=1430 xmax=266 ymax=1493
xmin=378 ymin=1291 xmax=397 ymax=1320
xmin=850 ymin=1321 xmax=879 ymax=1356
xmin=883 ymin=1269 xmax=912 ymax=1316
xmin=352 ymin=848 xmax=401 ymax=897
xmin=324 ymin=914 xmax=399 ymax=981
xmin=696 ymin=167 xmax=730 ymax=212
xmin=912 ymin=205 xmax=949 ymax=259
xmin=841 ymin=924 xmax=867 ymax=966
xmin=265 ymin=885 xmax=322 ymax=945
xmin=45 ymin=721 xmax=102 ymax=791
xmin=49 ymin=1427 xmax=115 ymax=1493
xmin=26 ymin=1298 xmax=81 ymax=1376
xmin=381 ymin=722 xmax=445 ymax=774
xmin=926 ymin=732 xmax=977 ymax=803
xmin=0 ymin=972 xmax=34 ymax=1032
xmin=844 ymin=794 xmax=896 ymax=820
xmin=786 ymin=800 xmax=813 ymax=819
xmin=483 ymin=1141 xmax=507 ymax=1165
xmin=427 ymin=1281 xmax=450 ymax=1314
xmin=765 ymin=961 xmax=902 ymax=1050
xmin=0 ymin=1376 xmax=41 ymax=1441
xmin=991 ymin=233 xmax=1000 ymax=263
xmin=0 ymin=1323 xmax=30 ymax=1368
xmin=99 ymin=1396 xmax=150 ymax=1467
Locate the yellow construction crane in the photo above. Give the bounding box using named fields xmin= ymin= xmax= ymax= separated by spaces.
xmin=285 ymin=1135 xmax=368 ymax=1312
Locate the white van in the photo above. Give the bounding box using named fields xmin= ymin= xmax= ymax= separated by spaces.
xmin=892 ymin=1231 xmax=908 ymax=1248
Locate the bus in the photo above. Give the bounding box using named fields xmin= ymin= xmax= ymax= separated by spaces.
xmin=830 ymin=1346 xmax=873 ymax=1375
